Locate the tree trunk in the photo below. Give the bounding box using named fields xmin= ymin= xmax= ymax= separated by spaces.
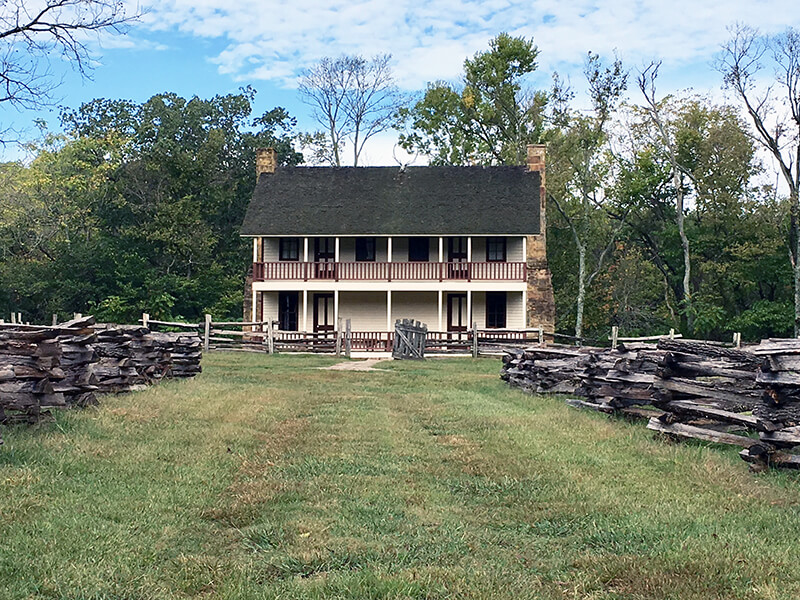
xmin=673 ymin=165 xmax=693 ymax=333
xmin=575 ymin=242 xmax=586 ymax=344
xmin=793 ymin=191 xmax=800 ymax=337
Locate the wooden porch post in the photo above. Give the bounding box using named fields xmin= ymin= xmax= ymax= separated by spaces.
xmin=438 ymin=290 xmax=443 ymax=332
xmin=302 ymin=290 xmax=308 ymax=332
xmin=466 ymin=290 xmax=472 ymax=330
xmin=334 ymin=290 xmax=339 ymax=332
xmin=438 ymin=237 xmax=443 ymax=262
xmin=386 ymin=290 xmax=392 ymax=331
xmin=303 ymin=237 xmax=309 ymax=262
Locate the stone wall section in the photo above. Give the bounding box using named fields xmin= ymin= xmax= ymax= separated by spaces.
xmin=525 ymin=144 xmax=556 ymax=333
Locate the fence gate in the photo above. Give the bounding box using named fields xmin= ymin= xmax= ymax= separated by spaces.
xmin=392 ymin=319 xmax=428 ymax=359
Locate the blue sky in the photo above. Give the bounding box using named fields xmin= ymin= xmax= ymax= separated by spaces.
xmin=1 ymin=0 xmax=797 ymax=164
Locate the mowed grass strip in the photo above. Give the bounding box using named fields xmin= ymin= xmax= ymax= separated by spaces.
xmin=1 ymin=353 xmax=800 ymax=599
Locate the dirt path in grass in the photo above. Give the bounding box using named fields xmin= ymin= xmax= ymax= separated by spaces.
xmin=319 ymin=358 xmax=390 ymax=371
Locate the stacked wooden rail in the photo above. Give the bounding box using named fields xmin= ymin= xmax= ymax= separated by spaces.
xmin=0 ymin=317 xmax=202 ymax=442
xmin=501 ymin=338 xmax=800 ymax=470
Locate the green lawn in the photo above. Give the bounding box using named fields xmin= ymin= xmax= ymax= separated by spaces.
xmin=1 ymin=353 xmax=800 ymax=599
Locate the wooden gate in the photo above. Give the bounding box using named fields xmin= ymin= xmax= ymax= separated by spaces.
xmin=392 ymin=319 xmax=428 ymax=359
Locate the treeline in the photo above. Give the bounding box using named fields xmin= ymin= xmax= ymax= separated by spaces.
xmin=0 ymin=88 xmax=302 ymax=324
xmin=1 ymin=30 xmax=796 ymax=341
xmin=394 ymin=31 xmax=796 ymax=342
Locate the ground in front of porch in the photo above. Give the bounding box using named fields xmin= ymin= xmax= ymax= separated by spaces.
xmin=2 ymin=354 xmax=799 ymax=599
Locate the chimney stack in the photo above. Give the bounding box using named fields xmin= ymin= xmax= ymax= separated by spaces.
xmin=256 ymin=147 xmax=277 ymax=180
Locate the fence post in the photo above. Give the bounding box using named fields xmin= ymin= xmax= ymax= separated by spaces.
xmin=74 ymin=313 xmax=82 ymax=320
xmin=734 ymin=332 xmax=741 ymax=348
xmin=538 ymin=327 xmax=544 ymax=347
xmin=345 ymin=318 xmax=352 ymax=358
xmin=611 ymin=325 xmax=619 ymax=349
xmin=335 ymin=316 xmax=343 ymax=357
xmin=204 ymin=314 xmax=211 ymax=353
xmin=10 ymin=312 xmax=16 ymax=324
xmin=52 ymin=314 xmax=58 ymax=326
xmin=472 ymin=321 xmax=478 ymax=358
xmin=669 ymin=328 xmax=675 ymax=340
xmin=267 ymin=320 xmax=274 ymax=354
xmin=142 ymin=312 xmax=150 ymax=330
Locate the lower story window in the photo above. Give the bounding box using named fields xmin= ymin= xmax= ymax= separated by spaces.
xmin=485 ymin=292 xmax=507 ymax=328
xmin=278 ymin=291 xmax=299 ymax=331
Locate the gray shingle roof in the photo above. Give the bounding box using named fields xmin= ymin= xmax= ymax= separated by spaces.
xmin=240 ymin=166 xmax=541 ymax=236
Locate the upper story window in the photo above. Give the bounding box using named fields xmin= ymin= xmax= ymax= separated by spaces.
xmin=355 ymin=237 xmax=376 ymax=261
xmin=279 ymin=237 xmax=300 ymax=261
xmin=408 ymin=237 xmax=430 ymax=262
xmin=486 ymin=237 xmax=507 ymax=262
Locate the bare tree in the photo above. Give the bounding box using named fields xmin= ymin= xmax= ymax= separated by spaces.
xmin=298 ymin=54 xmax=403 ymax=166
xmin=0 ymin=0 xmax=137 ymax=136
xmin=717 ymin=24 xmax=800 ymax=334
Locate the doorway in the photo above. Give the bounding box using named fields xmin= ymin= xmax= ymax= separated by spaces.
xmin=313 ymin=293 xmax=334 ymax=333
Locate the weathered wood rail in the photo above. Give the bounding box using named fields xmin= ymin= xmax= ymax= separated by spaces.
xmin=501 ymin=337 xmax=800 ymax=471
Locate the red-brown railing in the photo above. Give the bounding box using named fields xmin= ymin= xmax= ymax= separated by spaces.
xmin=252 ymin=261 xmax=526 ymax=282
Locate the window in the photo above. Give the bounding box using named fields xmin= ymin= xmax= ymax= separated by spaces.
xmin=278 ymin=292 xmax=299 ymax=331
xmin=279 ymin=237 xmax=300 ymax=261
xmin=355 ymin=237 xmax=376 ymax=261
xmin=486 ymin=237 xmax=507 ymax=262
xmin=485 ymin=292 xmax=507 ymax=328
xmin=408 ymin=237 xmax=429 ymax=262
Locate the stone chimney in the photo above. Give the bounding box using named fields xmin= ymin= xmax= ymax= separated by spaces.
xmin=256 ymin=147 xmax=277 ymax=180
xmin=524 ymin=143 xmax=555 ymax=334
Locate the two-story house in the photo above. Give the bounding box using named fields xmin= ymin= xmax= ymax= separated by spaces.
xmin=240 ymin=145 xmax=555 ymax=350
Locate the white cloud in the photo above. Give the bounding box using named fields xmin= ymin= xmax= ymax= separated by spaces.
xmin=130 ymin=0 xmax=797 ymax=92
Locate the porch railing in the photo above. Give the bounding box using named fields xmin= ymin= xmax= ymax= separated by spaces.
xmin=252 ymin=261 xmax=526 ymax=282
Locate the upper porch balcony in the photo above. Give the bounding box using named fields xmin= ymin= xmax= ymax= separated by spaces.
xmin=252 ymin=260 xmax=526 ymax=282
xmin=251 ymin=235 xmax=529 ymax=283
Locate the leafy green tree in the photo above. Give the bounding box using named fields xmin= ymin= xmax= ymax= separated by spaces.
xmin=0 ymin=89 xmax=303 ymax=323
xmin=398 ymin=33 xmax=547 ymax=165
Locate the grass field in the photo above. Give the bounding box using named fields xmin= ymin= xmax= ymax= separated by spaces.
xmin=2 ymin=353 xmax=800 ymax=599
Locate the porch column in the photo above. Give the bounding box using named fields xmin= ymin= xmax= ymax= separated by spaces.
xmin=335 ymin=237 xmax=340 ymax=262
xmin=521 ymin=289 xmax=527 ymax=329
xmin=521 ymin=235 xmax=526 ymax=262
xmin=387 ymin=237 xmax=393 ymax=262
xmin=467 ymin=237 xmax=472 ymax=262
xmin=303 ymin=237 xmax=309 ymax=262
xmin=466 ymin=290 xmax=472 ymax=328
xmin=252 ymin=238 xmax=258 ymax=262
xmin=438 ymin=290 xmax=443 ymax=331
xmin=438 ymin=237 xmax=443 ymax=262
xmin=386 ymin=290 xmax=392 ymax=331
xmin=302 ymin=290 xmax=308 ymax=332
xmin=334 ymin=290 xmax=339 ymax=330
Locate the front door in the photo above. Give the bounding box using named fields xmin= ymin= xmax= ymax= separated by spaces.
xmin=313 ymin=293 xmax=334 ymax=333
xmin=314 ymin=238 xmax=335 ymax=279
xmin=447 ymin=237 xmax=468 ymax=279
xmin=447 ymin=293 xmax=468 ymax=332
xmin=278 ymin=291 xmax=299 ymax=331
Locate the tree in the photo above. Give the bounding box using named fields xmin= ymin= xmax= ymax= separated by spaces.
xmin=636 ymin=62 xmax=696 ymax=331
xmin=0 ymin=0 xmax=137 ymax=141
xmin=547 ymin=53 xmax=627 ymax=341
xmin=717 ymin=25 xmax=800 ymax=334
xmin=609 ymin=96 xmax=772 ymax=337
xmin=0 ymin=89 xmax=303 ymax=323
xmin=398 ymin=33 xmax=547 ymax=165
xmin=299 ymin=54 xmax=402 ymax=166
